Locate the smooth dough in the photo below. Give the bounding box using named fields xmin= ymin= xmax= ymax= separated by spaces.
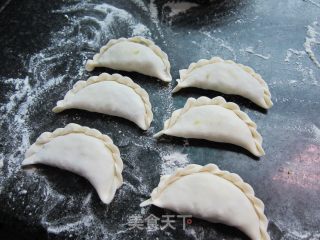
xmin=154 ymin=96 xmax=265 ymax=157
xmin=141 ymin=163 xmax=270 ymax=240
xmin=22 ymin=123 xmax=123 ymax=204
xmin=85 ymin=36 xmax=172 ymax=82
xmin=172 ymin=57 xmax=273 ymax=109
xmin=53 ymin=73 xmax=153 ymax=130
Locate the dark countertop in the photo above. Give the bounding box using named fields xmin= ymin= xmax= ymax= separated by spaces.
xmin=0 ymin=0 xmax=319 ymax=239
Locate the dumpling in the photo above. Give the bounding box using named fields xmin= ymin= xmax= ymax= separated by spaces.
xmin=22 ymin=123 xmax=123 ymax=204
xmin=141 ymin=163 xmax=270 ymax=240
xmin=172 ymin=57 xmax=273 ymax=109
xmin=53 ymin=73 xmax=153 ymax=130
xmin=85 ymin=36 xmax=172 ymax=82
xmin=154 ymin=96 xmax=264 ymax=157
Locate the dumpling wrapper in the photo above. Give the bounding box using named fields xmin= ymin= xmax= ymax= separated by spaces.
xmin=85 ymin=36 xmax=172 ymax=82
xmin=22 ymin=123 xmax=123 ymax=204
xmin=154 ymin=96 xmax=265 ymax=157
xmin=53 ymin=73 xmax=153 ymax=130
xmin=141 ymin=164 xmax=270 ymax=240
xmin=172 ymin=57 xmax=273 ymax=109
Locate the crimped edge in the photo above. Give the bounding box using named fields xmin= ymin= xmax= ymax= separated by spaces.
xmin=85 ymin=36 xmax=172 ymax=82
xmin=154 ymin=96 xmax=264 ymax=156
xmin=53 ymin=73 xmax=153 ymax=130
xmin=22 ymin=123 xmax=124 ymax=199
xmin=140 ymin=163 xmax=270 ymax=240
xmin=173 ymin=57 xmax=273 ymax=109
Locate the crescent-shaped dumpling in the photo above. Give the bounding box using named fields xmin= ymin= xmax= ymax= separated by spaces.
xmin=172 ymin=57 xmax=273 ymax=109
xmin=154 ymin=96 xmax=264 ymax=157
xmin=140 ymin=164 xmax=270 ymax=240
xmin=22 ymin=123 xmax=123 ymax=204
xmin=53 ymin=73 xmax=153 ymax=130
xmin=85 ymin=36 xmax=172 ymax=82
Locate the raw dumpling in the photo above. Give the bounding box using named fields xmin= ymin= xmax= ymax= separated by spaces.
xmin=141 ymin=164 xmax=269 ymax=240
xmin=85 ymin=36 xmax=172 ymax=82
xmin=172 ymin=57 xmax=273 ymax=109
xmin=154 ymin=96 xmax=264 ymax=157
xmin=22 ymin=123 xmax=123 ymax=204
xmin=53 ymin=73 xmax=153 ymax=130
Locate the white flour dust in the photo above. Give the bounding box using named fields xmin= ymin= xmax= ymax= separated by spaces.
xmin=282 ymin=38 xmax=319 ymax=86
xmin=161 ymin=151 xmax=189 ymax=175
xmin=1 ymin=1 xmax=152 ymax=175
xmin=273 ymin=219 xmax=320 ymax=240
xmin=149 ymin=0 xmax=159 ymax=24
xmin=149 ymin=0 xmax=165 ymax=38
xmin=130 ymin=0 xmax=149 ymax=12
xmin=235 ymin=19 xmax=244 ymax=24
xmin=293 ymin=57 xmax=318 ymax=86
xmin=163 ymin=1 xmax=198 ymax=18
xmin=0 ymin=0 xmax=167 ymax=237
xmin=46 ymin=215 xmax=95 ymax=235
xmin=242 ymin=46 xmax=271 ymax=60
xmin=304 ymin=21 xmax=320 ymax=68
xmin=1 ymin=77 xmax=32 ymax=114
xmin=312 ymin=124 xmax=320 ymax=143
xmin=1 ymin=0 xmax=318 ymax=238
xmin=284 ymin=48 xmax=306 ymax=62
xmin=200 ymin=31 xmax=237 ymax=60
xmin=305 ymin=0 xmax=320 ymax=8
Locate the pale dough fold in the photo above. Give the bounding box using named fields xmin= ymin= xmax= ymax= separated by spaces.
xmin=173 ymin=57 xmax=272 ymax=109
xmin=141 ymin=164 xmax=270 ymax=240
xmin=154 ymin=96 xmax=265 ymax=157
xmin=22 ymin=123 xmax=123 ymax=204
xmin=53 ymin=73 xmax=153 ymax=130
xmin=85 ymin=36 xmax=172 ymax=82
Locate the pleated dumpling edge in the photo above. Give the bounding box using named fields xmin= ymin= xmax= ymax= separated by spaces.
xmin=173 ymin=57 xmax=273 ymax=109
xmin=154 ymin=96 xmax=265 ymax=157
xmin=22 ymin=123 xmax=123 ymax=204
xmin=53 ymin=73 xmax=153 ymax=130
xmin=140 ymin=163 xmax=270 ymax=240
xmin=85 ymin=36 xmax=172 ymax=82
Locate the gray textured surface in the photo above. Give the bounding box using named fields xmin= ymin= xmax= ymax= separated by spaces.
xmin=0 ymin=0 xmax=319 ymax=239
